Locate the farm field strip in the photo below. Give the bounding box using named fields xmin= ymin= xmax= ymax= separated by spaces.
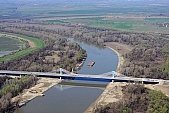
xmin=0 ymin=33 xmax=45 ymax=63
xmin=53 ymin=16 xmax=169 ymax=33
xmin=0 ymin=36 xmax=21 ymax=51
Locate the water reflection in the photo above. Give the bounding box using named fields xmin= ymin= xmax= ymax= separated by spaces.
xmin=16 ymin=83 xmax=104 ymax=113
xmin=0 ymin=51 xmax=13 ymax=56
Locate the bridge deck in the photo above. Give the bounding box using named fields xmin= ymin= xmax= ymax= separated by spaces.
xmin=0 ymin=70 xmax=164 ymax=84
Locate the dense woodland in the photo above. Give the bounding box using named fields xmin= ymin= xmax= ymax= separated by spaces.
xmin=0 ymin=40 xmax=86 ymax=72
xmin=94 ymin=84 xmax=169 ymax=113
xmin=0 ymin=76 xmax=38 ymax=113
xmin=0 ymin=21 xmax=87 ymax=72
xmin=0 ymin=19 xmax=169 ymax=79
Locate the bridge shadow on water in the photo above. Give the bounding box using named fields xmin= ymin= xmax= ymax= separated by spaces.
xmin=53 ymin=80 xmax=108 ymax=91
xmin=59 ymin=80 xmax=108 ymax=88
xmin=54 ymin=80 xmax=158 ymax=92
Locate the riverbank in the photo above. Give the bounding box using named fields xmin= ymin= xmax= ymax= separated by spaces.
xmin=106 ymin=42 xmax=134 ymax=72
xmin=107 ymin=46 xmax=124 ymax=73
xmin=84 ymin=82 xmax=127 ymax=113
xmin=12 ymin=77 xmax=62 ymax=107
xmin=85 ymin=42 xmax=133 ymax=112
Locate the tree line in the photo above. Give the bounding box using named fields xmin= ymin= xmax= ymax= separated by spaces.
xmin=94 ymin=84 xmax=169 ymax=113
xmin=0 ymin=75 xmax=38 ymax=113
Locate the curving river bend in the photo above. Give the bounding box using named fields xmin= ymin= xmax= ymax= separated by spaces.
xmin=15 ymin=39 xmax=118 ymax=113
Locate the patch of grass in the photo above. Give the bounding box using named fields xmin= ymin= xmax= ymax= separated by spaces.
xmin=86 ymin=20 xmax=133 ymax=30
xmin=47 ymin=9 xmax=106 ymax=15
xmin=145 ymin=18 xmax=169 ymax=22
xmin=72 ymin=17 xmax=103 ymax=21
xmin=65 ymin=17 xmax=135 ymax=30
xmin=43 ymin=20 xmax=70 ymax=24
xmin=73 ymin=17 xmax=168 ymax=33
xmin=0 ymin=36 xmax=21 ymax=51
xmin=0 ymin=33 xmax=45 ymax=63
xmin=114 ymin=23 xmax=132 ymax=29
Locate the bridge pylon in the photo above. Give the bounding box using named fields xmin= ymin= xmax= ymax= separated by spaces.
xmin=111 ymin=71 xmax=115 ymax=83
xmin=60 ymin=68 xmax=63 ymax=75
xmin=112 ymin=71 xmax=115 ymax=78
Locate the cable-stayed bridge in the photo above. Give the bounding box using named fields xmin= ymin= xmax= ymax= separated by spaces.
xmin=0 ymin=68 xmax=168 ymax=84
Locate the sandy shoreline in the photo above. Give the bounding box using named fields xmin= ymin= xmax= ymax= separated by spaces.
xmin=84 ymin=82 xmax=127 ymax=113
xmin=12 ymin=78 xmax=63 ymax=107
xmin=107 ymin=46 xmax=124 ymax=73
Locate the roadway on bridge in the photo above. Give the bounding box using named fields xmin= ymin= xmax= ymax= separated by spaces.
xmin=0 ymin=70 xmax=168 ymax=84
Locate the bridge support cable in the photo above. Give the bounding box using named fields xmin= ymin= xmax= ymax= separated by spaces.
xmin=99 ymin=72 xmax=112 ymax=77
xmin=57 ymin=68 xmax=71 ymax=74
xmin=114 ymin=72 xmax=126 ymax=77
xmin=0 ymin=70 xmax=163 ymax=84
xmin=62 ymin=69 xmax=71 ymax=74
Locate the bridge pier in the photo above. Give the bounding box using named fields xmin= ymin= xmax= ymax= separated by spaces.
xmin=141 ymin=79 xmax=144 ymax=84
xmin=111 ymin=71 xmax=115 ymax=83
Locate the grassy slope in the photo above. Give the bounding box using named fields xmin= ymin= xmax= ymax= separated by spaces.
xmin=0 ymin=33 xmax=45 ymax=63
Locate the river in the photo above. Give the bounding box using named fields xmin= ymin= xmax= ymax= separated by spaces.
xmin=15 ymin=40 xmax=118 ymax=113
xmin=0 ymin=51 xmax=13 ymax=56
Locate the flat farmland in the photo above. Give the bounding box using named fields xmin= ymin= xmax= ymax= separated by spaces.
xmin=0 ymin=36 xmax=21 ymax=51
xmin=40 ymin=16 xmax=169 ymax=33
xmin=81 ymin=17 xmax=169 ymax=33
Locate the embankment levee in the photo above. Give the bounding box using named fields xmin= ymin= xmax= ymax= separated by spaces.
xmin=12 ymin=78 xmax=63 ymax=107
xmin=84 ymin=46 xmax=125 ymax=113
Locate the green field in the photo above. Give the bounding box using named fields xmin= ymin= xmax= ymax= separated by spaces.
xmin=0 ymin=36 xmax=21 ymax=51
xmin=1 ymin=0 xmax=169 ymax=19
xmin=43 ymin=20 xmax=70 ymax=24
xmin=145 ymin=18 xmax=169 ymax=22
xmin=55 ymin=17 xmax=169 ymax=33
xmin=87 ymin=21 xmax=133 ymax=30
xmin=54 ymin=17 xmax=139 ymax=30
xmin=0 ymin=33 xmax=45 ymax=63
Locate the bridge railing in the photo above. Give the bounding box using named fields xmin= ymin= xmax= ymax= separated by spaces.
xmin=98 ymin=72 xmax=112 ymax=77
